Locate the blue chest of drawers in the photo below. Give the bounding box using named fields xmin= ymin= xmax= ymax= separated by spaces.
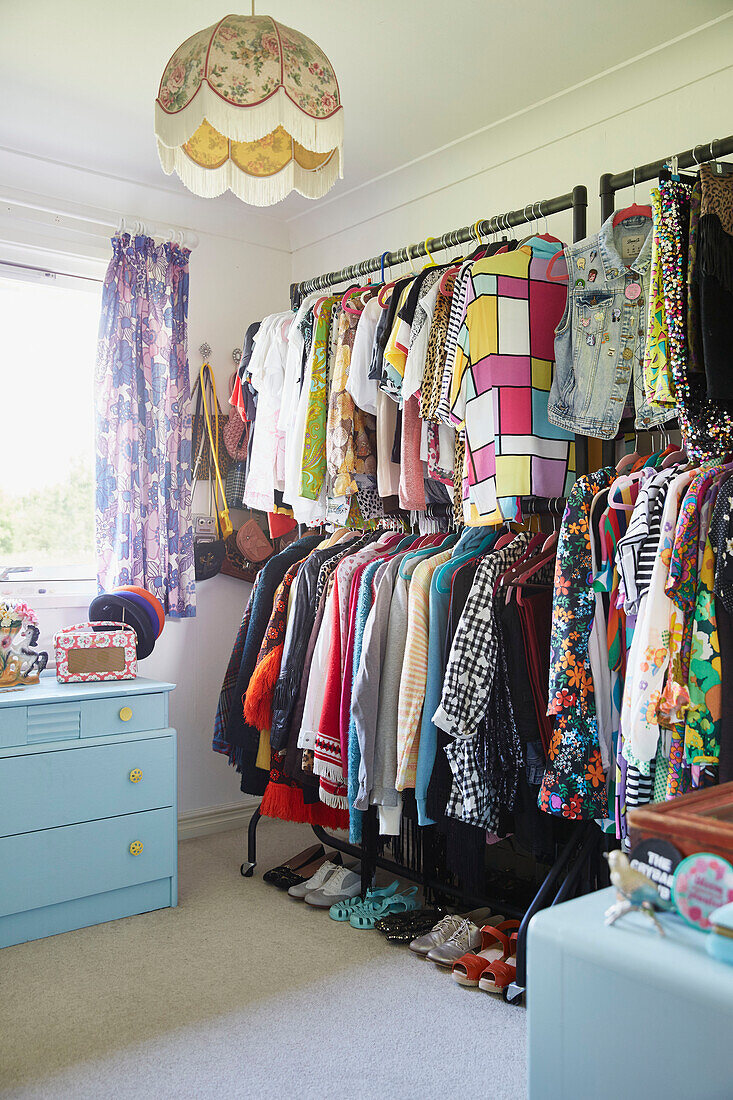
xmin=0 ymin=675 xmax=177 ymax=948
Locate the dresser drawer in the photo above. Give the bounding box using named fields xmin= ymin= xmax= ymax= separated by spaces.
xmin=80 ymin=693 xmax=166 ymax=738
xmin=0 ymin=691 xmax=167 ymax=748
xmin=0 ymin=807 xmax=176 ymax=918
xmin=0 ymin=734 xmax=175 ymax=837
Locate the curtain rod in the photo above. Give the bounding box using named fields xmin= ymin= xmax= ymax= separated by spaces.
xmin=0 ymin=258 xmax=102 ymax=284
xmin=600 ymin=133 xmax=733 ymax=197
xmin=290 ymin=185 xmax=587 ymax=303
xmin=0 ymin=191 xmax=199 ymax=250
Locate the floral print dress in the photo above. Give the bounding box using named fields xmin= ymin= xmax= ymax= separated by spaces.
xmin=539 ymin=468 xmax=614 ymax=820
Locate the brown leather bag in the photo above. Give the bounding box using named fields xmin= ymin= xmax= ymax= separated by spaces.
xmin=236 ymin=517 xmax=273 ymax=564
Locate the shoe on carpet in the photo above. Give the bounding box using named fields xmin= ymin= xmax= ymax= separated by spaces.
xmin=376 ymin=908 xmax=445 ymax=942
xmin=304 ymin=866 xmax=362 ymax=908
xmin=287 ymin=855 xmax=343 ymax=899
xmin=451 ymin=920 xmax=520 ymax=988
xmin=349 ymin=886 xmax=420 ymax=929
xmin=478 ymin=929 xmax=520 ymax=994
xmin=263 ymin=844 xmax=325 ymax=888
xmin=410 ymin=909 xmax=486 ymax=957
xmin=427 ymin=910 xmax=503 ymax=968
xmin=329 ymin=880 xmax=400 ymax=921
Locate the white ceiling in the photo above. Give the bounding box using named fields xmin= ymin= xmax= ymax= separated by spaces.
xmin=2 ymin=0 xmax=731 ymax=225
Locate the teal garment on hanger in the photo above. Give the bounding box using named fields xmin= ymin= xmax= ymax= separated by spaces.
xmin=397 ymin=532 xmax=458 ymax=579
xmin=434 ymin=527 xmax=502 ymax=593
xmin=414 ymin=527 xmax=503 ymax=825
xmin=521 ymin=235 xmax=563 ymax=259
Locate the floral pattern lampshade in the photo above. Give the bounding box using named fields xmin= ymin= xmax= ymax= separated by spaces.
xmin=155 ymin=14 xmax=343 ymax=206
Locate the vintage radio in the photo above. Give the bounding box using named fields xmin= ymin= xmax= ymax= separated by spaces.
xmin=54 ymin=621 xmax=137 ymax=683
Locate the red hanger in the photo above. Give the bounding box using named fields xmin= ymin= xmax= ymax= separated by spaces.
xmin=438 ymin=263 xmax=461 ymax=295
xmin=612 ymin=201 xmax=652 ymax=228
xmin=342 ymin=285 xmax=380 ymax=317
xmin=377 ymin=281 xmax=397 ymax=308
xmin=546 ymin=250 xmax=568 ymax=283
xmin=312 ymin=295 xmax=329 ymax=321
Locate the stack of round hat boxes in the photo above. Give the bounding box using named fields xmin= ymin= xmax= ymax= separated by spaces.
xmin=89 ymin=586 xmax=165 ymax=660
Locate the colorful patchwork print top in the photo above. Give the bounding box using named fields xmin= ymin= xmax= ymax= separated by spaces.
xmin=449 ymin=242 xmax=575 ymax=524
xmin=539 ymin=468 xmax=614 ymax=820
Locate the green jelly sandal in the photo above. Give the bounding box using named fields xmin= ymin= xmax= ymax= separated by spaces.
xmin=349 ymin=887 xmax=420 ymax=930
xmin=328 ymin=880 xmax=401 ymax=921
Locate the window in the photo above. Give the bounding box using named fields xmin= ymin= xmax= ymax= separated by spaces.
xmin=0 ymin=264 xmax=101 ymax=585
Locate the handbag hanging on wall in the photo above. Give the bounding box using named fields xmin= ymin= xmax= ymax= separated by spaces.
xmin=225 ymin=460 xmax=248 ymax=510
xmin=193 ymin=362 xmax=233 ymax=581
xmin=191 ymin=368 xmax=230 ymax=483
xmin=194 ymin=357 xmax=273 ymax=583
xmin=200 ymin=362 xmax=234 ymax=541
xmin=222 ymin=403 xmax=250 ymax=463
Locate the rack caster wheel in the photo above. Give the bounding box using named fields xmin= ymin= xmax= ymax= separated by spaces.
xmin=240 ymin=862 xmax=255 ymax=877
xmin=502 ymin=982 xmax=524 ymax=1006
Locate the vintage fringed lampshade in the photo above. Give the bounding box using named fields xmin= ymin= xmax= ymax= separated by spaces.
xmin=154 ymin=13 xmax=344 ymax=206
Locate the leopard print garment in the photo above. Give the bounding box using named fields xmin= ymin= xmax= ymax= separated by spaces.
xmin=420 ymin=272 xmax=457 ymax=422
xmin=452 ymin=433 xmax=465 ymax=527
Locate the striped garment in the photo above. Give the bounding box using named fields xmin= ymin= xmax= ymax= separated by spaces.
xmin=435 ymin=262 xmax=472 ymax=425
xmin=395 ymin=548 xmax=453 ymax=790
xmin=449 ymin=243 xmax=575 ymax=523
xmin=615 ymin=467 xmax=675 ymax=615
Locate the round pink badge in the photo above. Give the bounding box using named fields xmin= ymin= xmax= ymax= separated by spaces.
xmin=673 ymin=853 xmax=733 ymax=931
xmin=625 ymin=282 xmax=641 ymax=301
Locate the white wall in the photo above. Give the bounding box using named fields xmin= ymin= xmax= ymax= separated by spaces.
xmin=290 ymin=18 xmax=733 ymax=280
xmin=4 ymin=12 xmax=732 ymax=822
xmin=0 ymin=149 xmax=292 ymax=819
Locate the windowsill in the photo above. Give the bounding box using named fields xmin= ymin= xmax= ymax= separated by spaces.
xmin=0 ymin=583 xmax=96 ymax=610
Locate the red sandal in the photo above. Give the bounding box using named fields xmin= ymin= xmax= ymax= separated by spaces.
xmin=478 ymin=931 xmax=519 ymax=993
xmin=451 ymin=920 xmax=519 ymax=988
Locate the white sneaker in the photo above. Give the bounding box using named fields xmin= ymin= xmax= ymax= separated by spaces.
xmin=288 ymin=859 xmax=341 ymax=900
xmin=304 ymin=866 xmax=362 ymax=908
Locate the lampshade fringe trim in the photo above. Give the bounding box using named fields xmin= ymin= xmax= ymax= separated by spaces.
xmin=155 ymin=86 xmax=344 ymax=155
xmin=157 ymin=140 xmax=342 ymax=206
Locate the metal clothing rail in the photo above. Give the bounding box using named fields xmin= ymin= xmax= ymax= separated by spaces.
xmin=599 ymin=134 xmax=733 ymax=222
xmin=290 ymin=183 xmax=590 ymax=475
xmin=598 ymin=133 xmax=733 ymax=466
xmin=240 ymin=181 xmax=602 ymax=1007
xmin=290 ymin=185 xmax=588 ymax=303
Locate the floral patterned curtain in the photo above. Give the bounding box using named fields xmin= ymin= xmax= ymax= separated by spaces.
xmin=95 ymin=234 xmax=196 ymax=617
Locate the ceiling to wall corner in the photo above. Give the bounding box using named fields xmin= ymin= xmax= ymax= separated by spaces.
xmin=1 ymin=0 xmax=731 ymax=238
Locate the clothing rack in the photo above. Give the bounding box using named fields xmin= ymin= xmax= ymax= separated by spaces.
xmin=598 ymin=133 xmax=733 ymax=466
xmin=290 ymin=185 xmax=587 ymax=304
xmin=290 ymin=184 xmax=590 ymax=476
xmin=242 ymin=181 xmax=602 ymax=1006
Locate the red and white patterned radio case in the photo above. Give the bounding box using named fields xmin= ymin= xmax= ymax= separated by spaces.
xmin=54 ymin=621 xmax=137 ymax=683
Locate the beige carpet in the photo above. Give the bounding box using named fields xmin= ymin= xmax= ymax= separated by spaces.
xmin=0 ymin=818 xmax=527 ymax=1099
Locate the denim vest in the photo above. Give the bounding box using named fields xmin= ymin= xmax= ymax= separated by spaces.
xmin=548 ymin=214 xmax=669 ymax=440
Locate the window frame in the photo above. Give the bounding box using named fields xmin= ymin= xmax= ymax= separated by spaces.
xmin=0 ymin=253 xmax=105 ymax=608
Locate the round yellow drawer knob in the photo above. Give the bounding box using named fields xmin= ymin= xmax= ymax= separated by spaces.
xmin=119 ymin=706 xmax=133 ymax=722
xmin=129 ymin=840 xmax=144 ymax=856
xmin=129 ymin=769 xmax=143 ymax=784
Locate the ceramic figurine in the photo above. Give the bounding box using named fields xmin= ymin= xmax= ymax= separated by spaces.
xmin=0 ymin=600 xmax=48 ymax=689
xmin=604 ymin=850 xmax=675 ymax=935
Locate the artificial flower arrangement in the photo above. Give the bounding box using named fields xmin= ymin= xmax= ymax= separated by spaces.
xmin=0 ymin=599 xmax=48 ymax=689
